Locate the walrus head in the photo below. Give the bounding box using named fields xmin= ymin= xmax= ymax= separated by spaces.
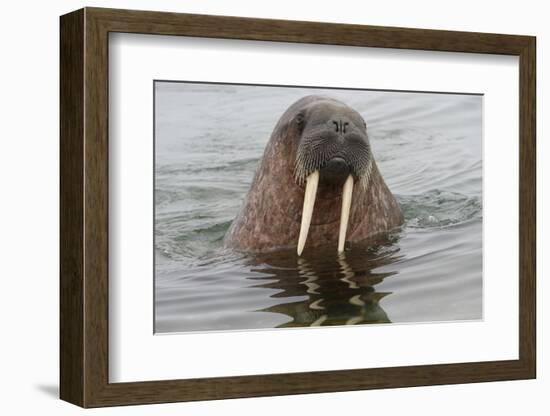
xmin=292 ymin=99 xmax=374 ymax=255
xmin=293 ymin=102 xmax=373 ymax=187
xmin=224 ymin=95 xmax=402 ymax=255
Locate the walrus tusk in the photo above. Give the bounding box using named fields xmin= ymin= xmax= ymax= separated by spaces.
xmin=338 ymin=175 xmax=354 ymax=253
xmin=297 ymin=170 xmax=319 ymax=256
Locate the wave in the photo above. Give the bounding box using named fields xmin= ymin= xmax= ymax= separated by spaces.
xmin=397 ymin=189 xmax=482 ymax=229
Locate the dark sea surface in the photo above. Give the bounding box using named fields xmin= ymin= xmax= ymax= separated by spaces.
xmin=154 ymin=82 xmax=482 ymax=333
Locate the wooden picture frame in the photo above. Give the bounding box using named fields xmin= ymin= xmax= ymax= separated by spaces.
xmin=60 ymin=7 xmax=536 ymax=408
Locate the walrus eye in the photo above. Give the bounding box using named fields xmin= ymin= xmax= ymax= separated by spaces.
xmin=295 ymin=112 xmax=305 ymax=128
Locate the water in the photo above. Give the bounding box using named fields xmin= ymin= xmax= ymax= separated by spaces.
xmin=154 ymin=82 xmax=482 ymax=333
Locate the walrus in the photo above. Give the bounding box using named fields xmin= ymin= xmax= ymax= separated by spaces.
xmin=224 ymin=95 xmax=403 ymax=255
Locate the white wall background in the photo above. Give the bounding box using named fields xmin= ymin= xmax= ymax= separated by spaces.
xmin=0 ymin=0 xmax=545 ymax=414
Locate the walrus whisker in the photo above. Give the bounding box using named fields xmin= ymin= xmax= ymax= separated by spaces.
xmin=358 ymin=158 xmax=373 ymax=191
xmin=294 ymin=134 xmax=372 ymax=186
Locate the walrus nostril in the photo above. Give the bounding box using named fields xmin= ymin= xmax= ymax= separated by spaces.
xmin=330 ymin=120 xmax=350 ymax=135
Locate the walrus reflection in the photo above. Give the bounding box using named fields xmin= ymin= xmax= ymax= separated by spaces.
xmin=244 ymin=240 xmax=401 ymax=327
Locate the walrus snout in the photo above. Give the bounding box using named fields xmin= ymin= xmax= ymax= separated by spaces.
xmin=294 ymin=115 xmax=372 ymax=187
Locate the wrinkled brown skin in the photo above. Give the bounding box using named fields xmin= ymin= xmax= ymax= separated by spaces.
xmin=224 ymin=95 xmax=403 ymax=254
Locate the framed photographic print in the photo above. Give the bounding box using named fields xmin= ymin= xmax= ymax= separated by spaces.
xmin=60 ymin=7 xmax=536 ymax=408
